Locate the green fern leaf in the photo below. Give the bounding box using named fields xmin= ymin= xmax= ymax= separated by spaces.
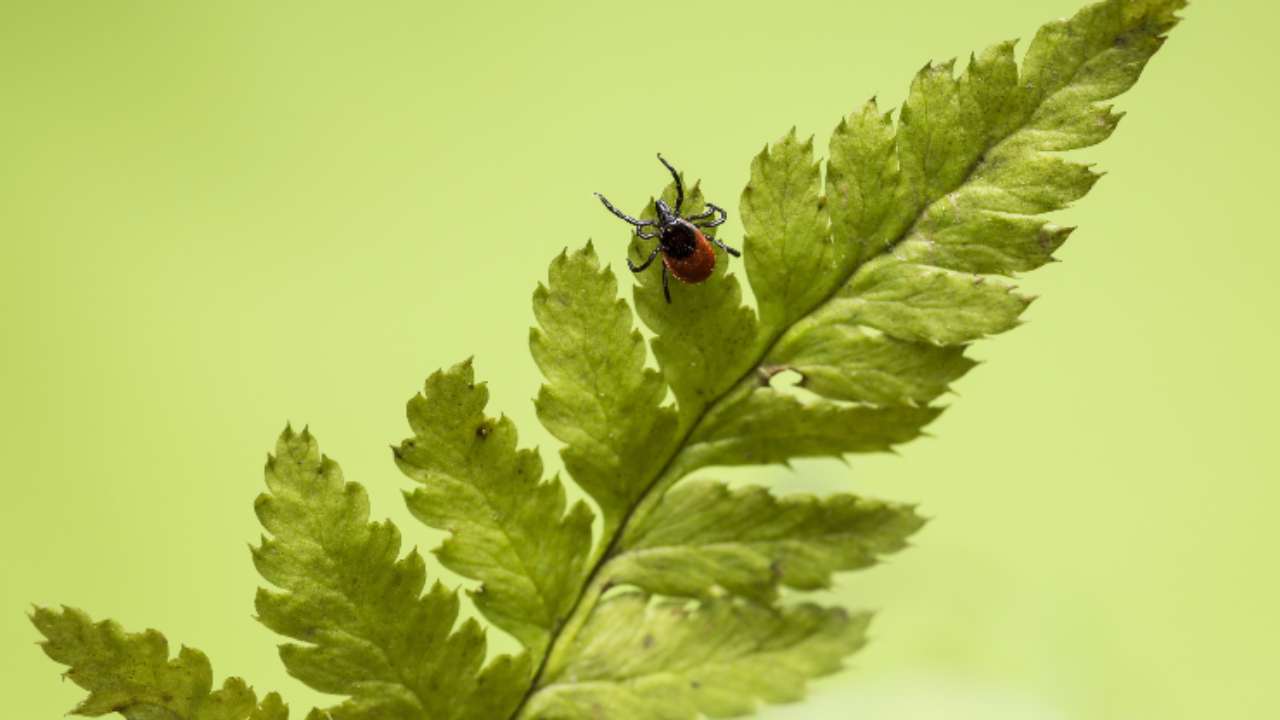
xmin=30 ymin=606 xmax=290 ymax=720
xmin=825 ymin=98 xmax=904 ymax=268
xmin=773 ymin=322 xmax=976 ymax=405
xmin=684 ymin=390 xmax=941 ymax=470
xmin=252 ymin=427 xmax=527 ymax=720
xmin=393 ymin=359 xmax=595 ymax=660
xmin=524 ymin=594 xmax=866 ymax=720
xmin=611 ymin=479 xmax=923 ymax=601
xmin=531 ymin=244 xmax=678 ymax=535
xmin=740 ymin=131 xmax=834 ymax=335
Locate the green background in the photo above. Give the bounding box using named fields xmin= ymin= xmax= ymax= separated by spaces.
xmin=2 ymin=1 xmax=1275 ymax=717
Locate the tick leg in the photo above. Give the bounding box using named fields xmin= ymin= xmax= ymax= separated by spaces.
xmin=636 ymin=227 xmax=658 ymax=240
xmin=687 ymin=202 xmax=725 ymax=222
xmin=712 ymin=237 xmax=742 ymax=257
xmin=628 ymin=244 xmax=662 ymax=273
xmin=596 ymin=193 xmax=655 ymax=227
xmin=692 ymin=202 xmax=728 ymax=228
xmin=657 ymin=154 xmax=684 ymax=215
xmin=662 ymin=264 xmax=672 ymax=303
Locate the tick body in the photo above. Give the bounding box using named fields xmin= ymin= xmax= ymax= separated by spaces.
xmin=661 ymin=218 xmax=717 ymax=284
xmin=595 ymin=154 xmax=740 ymax=303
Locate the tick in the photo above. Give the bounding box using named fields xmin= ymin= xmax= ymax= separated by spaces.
xmin=595 ymin=154 xmax=741 ymax=303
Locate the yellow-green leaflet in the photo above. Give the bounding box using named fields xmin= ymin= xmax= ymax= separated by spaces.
xmin=30 ymin=606 xmax=291 ymax=720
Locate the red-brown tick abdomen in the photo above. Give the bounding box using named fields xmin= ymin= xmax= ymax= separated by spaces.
xmin=663 ymin=228 xmax=717 ymax=283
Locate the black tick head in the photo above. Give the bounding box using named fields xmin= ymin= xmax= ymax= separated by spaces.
xmin=654 ymin=199 xmax=676 ymax=226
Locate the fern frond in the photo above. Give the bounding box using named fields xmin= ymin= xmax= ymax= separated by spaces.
xmin=32 ymin=2 xmax=1185 ymax=719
